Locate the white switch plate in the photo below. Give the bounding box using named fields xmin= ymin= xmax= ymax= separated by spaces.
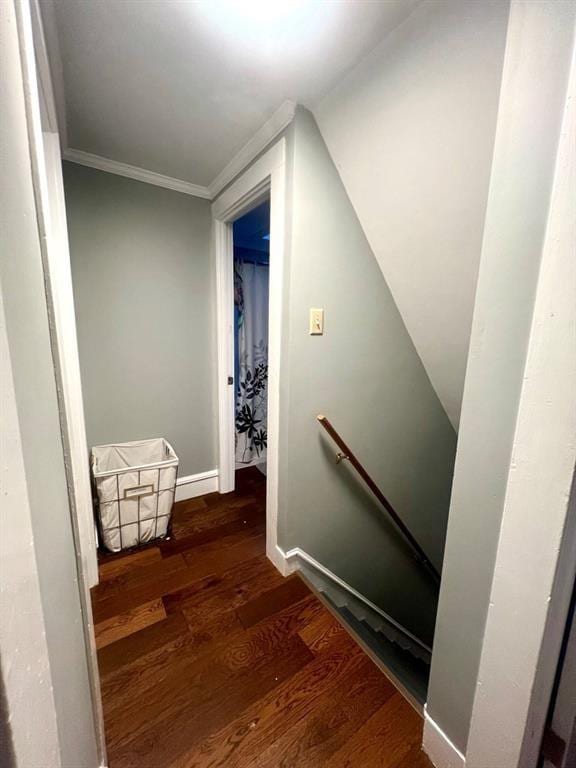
xmin=309 ymin=308 xmax=324 ymax=335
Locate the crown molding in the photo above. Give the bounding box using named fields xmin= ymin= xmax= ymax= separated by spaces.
xmin=33 ymin=0 xmax=68 ymax=146
xmin=62 ymin=149 xmax=211 ymax=199
xmin=208 ymin=100 xmax=296 ymax=199
xmin=37 ymin=2 xmax=295 ymax=201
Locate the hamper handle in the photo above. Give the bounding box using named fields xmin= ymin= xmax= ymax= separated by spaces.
xmin=124 ymin=484 xmax=154 ymax=500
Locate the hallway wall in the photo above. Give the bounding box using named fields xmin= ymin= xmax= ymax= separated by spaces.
xmin=64 ymin=163 xmax=216 ymax=477
xmin=277 ymin=108 xmax=457 ymax=646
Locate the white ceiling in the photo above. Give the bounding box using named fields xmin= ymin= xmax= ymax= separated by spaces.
xmin=45 ymin=0 xmax=419 ymax=188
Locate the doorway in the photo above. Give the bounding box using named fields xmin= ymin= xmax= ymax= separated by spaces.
xmin=233 ymin=199 xmax=270 ymax=476
xmin=212 ymin=138 xmax=287 ymax=575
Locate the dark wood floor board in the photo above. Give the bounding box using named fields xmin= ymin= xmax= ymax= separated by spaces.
xmin=93 ymin=552 xmax=188 ymax=602
xmin=99 ymin=607 xmax=253 ymax=720
xmin=95 ymin=598 xmax=166 ymax=650
xmin=324 ymin=693 xmax=422 ymax=768
xmin=234 ymin=466 xmax=267 ymax=491
xmin=171 ymin=554 xmax=285 ymax=621
xmin=202 ymin=488 xmax=259 ymax=508
xmin=97 ymin=610 xmax=190 ymax=679
xmin=93 ymin=560 xmax=217 ymax=624
xmin=159 ymin=510 xmax=264 ymax=557
xmin=107 ymin=635 xmax=314 ymax=768
xmin=171 ymin=495 xmax=209 ymax=517
xmin=392 ymin=743 xmax=435 ymax=767
xmin=178 ymin=520 xmax=265 ymax=561
xmin=171 ymin=494 xmax=261 ymax=539
xmin=92 ymin=469 xmax=431 ymax=768
xmin=104 ymin=593 xmax=325 ymax=741
xmin=251 ymin=657 xmax=397 ymax=768
xmin=182 ymin=531 xmax=266 ymax=580
xmin=214 ymin=595 xmax=324 ymax=669
xmin=103 ymin=597 xmax=318 ymax=751
xmin=237 ymin=573 xmax=311 ymax=628
xmin=298 ymin=609 xmax=348 ymax=654
xmin=98 ymin=547 xmax=162 ymax=582
xmin=170 ymin=634 xmax=368 ymax=768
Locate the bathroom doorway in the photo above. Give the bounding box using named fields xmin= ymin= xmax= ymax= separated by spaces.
xmin=233 ymin=199 xmax=270 ymax=478
xmin=212 ymin=138 xmax=287 ymax=574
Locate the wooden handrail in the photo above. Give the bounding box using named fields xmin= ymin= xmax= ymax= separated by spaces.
xmin=317 ymin=415 xmax=441 ymax=586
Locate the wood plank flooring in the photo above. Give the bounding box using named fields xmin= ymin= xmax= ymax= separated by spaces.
xmin=92 ymin=468 xmax=432 ymax=768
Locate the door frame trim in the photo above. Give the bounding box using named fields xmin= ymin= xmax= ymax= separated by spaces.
xmin=212 ymin=138 xmax=287 ymax=574
xmin=19 ymin=0 xmax=107 ymax=763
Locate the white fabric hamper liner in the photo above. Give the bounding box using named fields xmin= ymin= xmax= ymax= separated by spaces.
xmin=91 ymin=438 xmax=178 ymax=553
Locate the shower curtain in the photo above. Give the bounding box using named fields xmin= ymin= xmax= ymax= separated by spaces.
xmin=235 ymin=259 xmax=269 ymax=465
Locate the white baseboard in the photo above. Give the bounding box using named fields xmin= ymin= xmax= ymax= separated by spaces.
xmin=265 ymin=544 xmax=294 ymax=577
xmin=175 ymin=469 xmax=219 ymax=502
xmin=423 ymin=707 xmax=466 ymax=768
xmin=280 ymin=546 xmax=431 ymax=655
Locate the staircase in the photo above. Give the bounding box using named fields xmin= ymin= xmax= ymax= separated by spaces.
xmin=292 ymin=415 xmax=440 ymax=708
xmin=297 ymin=559 xmax=431 ymax=708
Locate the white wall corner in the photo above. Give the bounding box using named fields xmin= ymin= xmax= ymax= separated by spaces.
xmin=175 ymin=469 xmax=219 ymax=502
xmin=62 ymin=148 xmax=212 ymax=199
xmin=267 ymin=545 xmax=297 ymax=578
xmin=423 ymin=708 xmax=466 ymax=768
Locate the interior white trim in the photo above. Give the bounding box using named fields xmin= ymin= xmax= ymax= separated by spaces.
xmin=18 ymin=0 xmax=107 ymax=763
xmin=212 ymin=138 xmax=287 ymax=576
xmin=423 ymin=708 xmax=467 ymax=768
xmin=42 ymin=135 xmax=100 ymax=590
xmin=281 ymin=546 xmax=432 ymax=655
xmin=175 ymin=469 xmax=219 ymax=502
xmin=32 ymin=0 xmax=67 ymax=146
xmin=61 ymin=101 xmax=296 ymax=203
xmin=213 ymin=214 xmax=236 ymax=494
xmin=63 ymin=148 xmax=212 ymax=199
xmin=465 ymin=19 xmax=576 ymax=767
xmin=30 ymin=8 xmax=99 ymax=594
xmin=30 ymin=0 xmax=59 ymax=134
xmin=209 ymin=100 xmax=295 ymax=199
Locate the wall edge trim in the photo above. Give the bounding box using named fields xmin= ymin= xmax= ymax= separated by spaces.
xmin=175 ymin=469 xmax=219 ymax=501
xmin=62 ymin=149 xmax=212 ymax=199
xmin=60 ymin=105 xmax=296 ymax=204
xmin=209 ymin=100 xmax=296 ymax=199
xmin=280 ymin=546 xmax=432 ymax=654
xmin=423 ymin=707 xmax=466 ymax=768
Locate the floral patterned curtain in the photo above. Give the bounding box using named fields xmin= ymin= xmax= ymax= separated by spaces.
xmin=234 ymin=259 xmax=269 ymax=465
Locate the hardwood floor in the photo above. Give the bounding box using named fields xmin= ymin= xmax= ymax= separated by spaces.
xmin=91 ymin=468 xmax=431 ymax=768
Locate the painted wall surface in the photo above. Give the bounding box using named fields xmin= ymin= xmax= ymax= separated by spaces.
xmin=426 ymin=1 xmax=576 ymax=755
xmin=0 ymin=2 xmax=99 ymax=763
xmin=63 ymin=163 xmax=216 ymax=477
xmin=314 ymin=0 xmax=510 ymax=429
xmin=277 ymin=108 xmax=457 ymax=645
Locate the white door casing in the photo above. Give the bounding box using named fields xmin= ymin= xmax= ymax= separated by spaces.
xmin=212 ymin=138 xmax=287 ymax=575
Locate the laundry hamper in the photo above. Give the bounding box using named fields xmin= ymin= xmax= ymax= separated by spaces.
xmin=91 ymin=438 xmax=178 ymax=553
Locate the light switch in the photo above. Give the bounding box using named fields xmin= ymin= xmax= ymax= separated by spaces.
xmin=309 ymin=308 xmax=324 ymax=335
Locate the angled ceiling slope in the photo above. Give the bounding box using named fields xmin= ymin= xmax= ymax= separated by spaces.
xmin=39 ymin=0 xmax=420 ymax=199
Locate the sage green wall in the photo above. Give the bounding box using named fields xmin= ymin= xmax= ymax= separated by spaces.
xmin=63 ymin=163 xmax=216 ymax=478
xmin=277 ymin=109 xmax=457 ymax=645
